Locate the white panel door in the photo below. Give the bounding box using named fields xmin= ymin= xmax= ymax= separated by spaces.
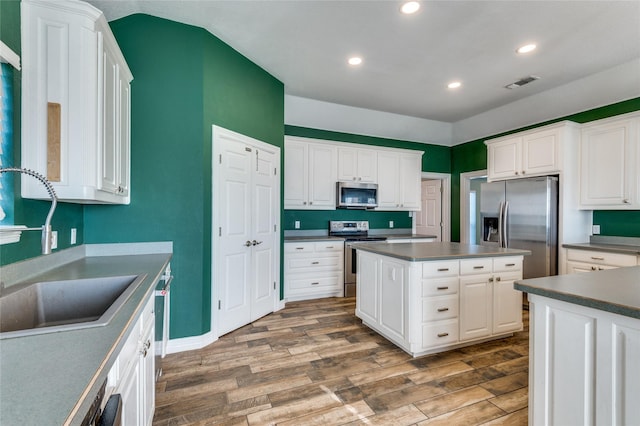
xmin=417 ymin=179 xmax=442 ymax=240
xmin=251 ymin=148 xmax=277 ymax=321
xmin=215 ymin=126 xmax=279 ymax=336
xmin=218 ymin=137 xmax=253 ymax=334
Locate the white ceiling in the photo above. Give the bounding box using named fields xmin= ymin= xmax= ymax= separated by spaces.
xmin=86 ymin=0 xmax=640 ymax=123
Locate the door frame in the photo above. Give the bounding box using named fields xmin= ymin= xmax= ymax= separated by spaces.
xmin=459 ymin=170 xmax=487 ymax=244
xmin=414 ymin=172 xmax=451 ymax=241
xmin=211 ymin=125 xmax=281 ymax=340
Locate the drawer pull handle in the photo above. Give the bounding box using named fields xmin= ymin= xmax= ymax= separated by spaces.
xmin=473 ymin=266 xmax=484 ymax=269
xmin=436 ymin=286 xmax=449 ymax=290
xmin=437 ymin=268 xmax=449 ymax=272
xmin=437 ymin=332 xmax=449 ymax=338
xmin=505 ymin=263 xmax=516 ymax=267
xmin=311 ymin=261 xmax=320 ymax=265
xmin=326 ymin=246 xmax=334 ymax=249
xmin=591 ymin=256 xmax=604 ymax=261
xmin=437 ymin=308 xmax=449 ymax=312
xmin=296 ymin=247 xmax=304 ymax=250
xmin=311 ymin=282 xmax=320 ymax=285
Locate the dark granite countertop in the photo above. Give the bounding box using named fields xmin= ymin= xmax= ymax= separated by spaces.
xmin=354 ymin=241 xmax=529 ymax=262
xmin=515 ymin=266 xmax=640 ymax=319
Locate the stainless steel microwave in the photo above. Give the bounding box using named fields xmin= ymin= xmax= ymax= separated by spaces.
xmin=336 ymin=182 xmax=378 ymax=209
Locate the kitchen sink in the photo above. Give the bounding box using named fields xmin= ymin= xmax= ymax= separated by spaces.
xmin=0 ymin=274 xmax=146 ymax=339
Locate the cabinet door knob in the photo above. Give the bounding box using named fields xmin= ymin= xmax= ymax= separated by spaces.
xmin=591 ymin=266 xmax=597 ymax=271
xmin=309 ymin=201 xmax=313 ymax=205
xmin=522 ymin=171 xmax=525 ymax=175
xmin=515 ymin=171 xmax=519 ymax=175
xmin=495 ymin=276 xmax=501 ymax=282
xmin=303 ymin=201 xmax=307 ymax=205
xmin=623 ymin=199 xmax=630 ymax=204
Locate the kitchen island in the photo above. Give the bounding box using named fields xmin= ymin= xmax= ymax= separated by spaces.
xmin=515 ymin=267 xmax=640 ymax=426
xmin=354 ymin=242 xmax=529 ymax=357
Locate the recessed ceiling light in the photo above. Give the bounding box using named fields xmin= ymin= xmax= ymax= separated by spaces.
xmin=447 ymin=81 xmax=462 ymax=89
xmin=348 ymin=57 xmax=362 ymax=66
xmin=401 ymin=1 xmax=420 ymax=14
xmin=516 ymin=44 xmax=537 ymax=54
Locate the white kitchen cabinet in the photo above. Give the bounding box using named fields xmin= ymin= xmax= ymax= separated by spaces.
xmin=376 ymin=151 xmax=423 ymax=211
xmin=378 ymin=258 xmax=408 ymax=342
xmin=337 ymin=147 xmax=377 ymax=183
xmin=356 ymin=250 xmax=523 ymax=357
xmin=284 ymin=241 xmax=344 ymax=301
xmin=565 ymin=248 xmax=638 ymax=273
xmin=284 ymin=137 xmax=337 ymax=210
xmin=21 ymin=0 xmax=133 ymax=204
xmin=579 ymin=113 xmax=640 ymax=209
xmin=485 ymin=122 xmax=567 ymax=181
xmin=109 ymin=292 xmax=155 ymax=426
xmin=529 ymin=294 xmax=640 ymax=425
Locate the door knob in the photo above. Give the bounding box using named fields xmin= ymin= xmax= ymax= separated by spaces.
xmin=252 ymin=240 xmax=263 ymax=246
xmin=245 ymin=240 xmax=252 ymax=247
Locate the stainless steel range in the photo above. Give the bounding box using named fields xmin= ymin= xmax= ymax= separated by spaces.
xmin=328 ymin=221 xmax=387 ymax=297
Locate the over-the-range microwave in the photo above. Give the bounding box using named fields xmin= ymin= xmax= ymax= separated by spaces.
xmin=336 ymin=182 xmax=378 ymax=209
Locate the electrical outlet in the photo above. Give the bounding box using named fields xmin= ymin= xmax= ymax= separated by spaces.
xmin=389 ymin=221 xmax=394 ymax=228
xmin=294 ymin=221 xmax=300 ymax=229
xmin=592 ymin=224 xmax=601 ymax=235
xmin=70 ymin=228 xmax=77 ymax=245
xmin=51 ymin=231 xmax=58 ymax=249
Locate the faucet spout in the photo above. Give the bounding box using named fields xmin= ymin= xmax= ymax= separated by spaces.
xmin=0 ymin=167 xmax=58 ymax=254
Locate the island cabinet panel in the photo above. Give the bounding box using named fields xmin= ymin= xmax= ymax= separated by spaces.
xmin=529 ymin=294 xmax=640 ymax=425
xmin=356 ymin=249 xmax=523 ymax=357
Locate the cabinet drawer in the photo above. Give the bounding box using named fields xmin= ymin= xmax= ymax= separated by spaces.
xmin=284 ymin=242 xmax=315 ymax=253
xmin=422 ymin=260 xmax=459 ymax=278
xmin=422 ymin=277 xmax=458 ymax=296
xmin=287 ymin=275 xmax=342 ymax=292
xmin=566 ymin=249 xmax=637 ymax=267
xmin=422 ymin=319 xmax=458 ymax=347
xmin=315 ymin=242 xmax=343 ymax=253
xmin=287 ymin=255 xmax=341 ymax=271
xmin=422 ymin=295 xmax=458 ymax=322
xmin=493 ymin=256 xmax=522 ymax=272
xmin=460 ymin=258 xmax=493 ymax=275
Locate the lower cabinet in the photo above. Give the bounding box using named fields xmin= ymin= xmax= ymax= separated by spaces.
xmin=356 ymin=251 xmax=523 ymax=357
xmin=284 ymin=241 xmax=344 ymax=301
xmin=529 ymin=294 xmax=640 ymax=425
xmin=108 ymin=292 xmax=155 ymax=426
xmin=565 ymin=248 xmax=639 ymax=273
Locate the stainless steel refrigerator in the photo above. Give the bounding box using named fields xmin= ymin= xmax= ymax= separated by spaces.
xmin=480 ymin=176 xmax=558 ymax=279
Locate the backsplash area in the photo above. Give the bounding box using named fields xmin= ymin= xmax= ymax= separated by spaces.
xmin=283 ymin=209 xmax=412 ymax=231
xmin=593 ymin=211 xmax=640 ymax=237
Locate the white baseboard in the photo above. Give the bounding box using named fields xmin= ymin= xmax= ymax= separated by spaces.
xmin=161 ymin=331 xmax=218 ymax=355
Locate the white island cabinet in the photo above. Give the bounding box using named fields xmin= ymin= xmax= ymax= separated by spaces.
xmin=516 ymin=267 xmax=640 ymax=426
xmin=355 ymin=242 xmax=526 ymax=357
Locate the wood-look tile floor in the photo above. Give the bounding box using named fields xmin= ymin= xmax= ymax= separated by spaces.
xmin=154 ymin=298 xmax=529 ymax=426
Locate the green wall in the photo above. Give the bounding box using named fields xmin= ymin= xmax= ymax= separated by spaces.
xmin=450 ymin=97 xmax=640 ymax=241
xmin=284 ymin=125 xmax=451 ymax=231
xmin=83 ymin=15 xmax=284 ymax=339
xmin=0 ymin=0 xmax=83 ymax=266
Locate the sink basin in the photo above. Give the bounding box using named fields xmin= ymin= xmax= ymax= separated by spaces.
xmin=0 ymin=274 xmax=146 ymax=339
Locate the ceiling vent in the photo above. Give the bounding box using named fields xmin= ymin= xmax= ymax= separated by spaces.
xmin=505 ymin=75 xmax=540 ymax=89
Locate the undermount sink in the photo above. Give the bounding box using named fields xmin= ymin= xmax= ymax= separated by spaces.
xmin=0 ymin=274 xmax=146 ymax=339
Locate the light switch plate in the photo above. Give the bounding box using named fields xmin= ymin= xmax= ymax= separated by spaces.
xmin=389 ymin=221 xmax=394 ymax=228
xmin=294 ymin=221 xmax=300 ymax=229
xmin=592 ymin=224 xmax=601 ymax=235
xmin=51 ymin=231 xmax=58 ymax=249
xmin=70 ymin=228 xmax=77 ymax=245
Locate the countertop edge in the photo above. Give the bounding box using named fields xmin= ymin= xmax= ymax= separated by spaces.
xmin=355 ymin=242 xmax=529 ymax=262
xmin=562 ymin=242 xmax=640 ymax=255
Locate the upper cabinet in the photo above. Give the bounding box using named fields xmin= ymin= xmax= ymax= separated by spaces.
xmin=485 ymin=123 xmax=570 ymax=181
xmin=337 ymin=147 xmax=377 ymax=183
xmin=284 ymin=137 xmax=337 ymax=210
xmin=579 ymin=113 xmax=640 ymax=209
xmin=377 ymin=151 xmax=422 ymax=211
xmin=284 ymin=137 xmax=423 ymax=211
xmin=21 ymin=0 xmax=133 ymax=204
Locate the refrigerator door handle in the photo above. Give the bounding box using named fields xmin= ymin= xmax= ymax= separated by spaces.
xmin=497 ymin=202 xmax=504 ymax=247
xmin=503 ymin=201 xmax=510 ymax=248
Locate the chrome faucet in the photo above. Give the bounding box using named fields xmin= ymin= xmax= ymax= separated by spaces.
xmin=0 ymin=167 xmax=58 ymax=254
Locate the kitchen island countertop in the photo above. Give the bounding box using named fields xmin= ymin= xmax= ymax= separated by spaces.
xmin=354 ymin=241 xmax=530 ymax=261
xmin=515 ymin=265 xmax=640 ymax=319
